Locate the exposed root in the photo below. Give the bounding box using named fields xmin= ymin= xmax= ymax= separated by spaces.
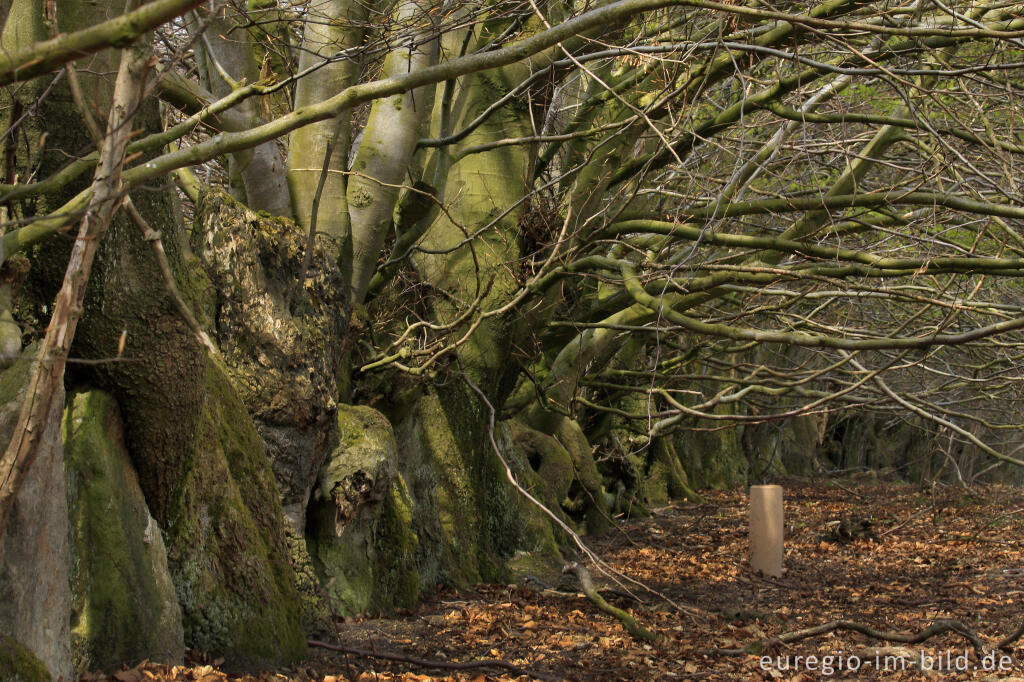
xmin=460 ymin=366 xmax=708 ymax=623
xmin=998 ymin=620 xmax=1024 ymax=650
xmin=704 ymin=618 xmax=985 ymax=656
xmin=562 ymin=562 xmax=659 ymax=643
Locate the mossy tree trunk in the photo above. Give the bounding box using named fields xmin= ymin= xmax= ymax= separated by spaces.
xmin=0 ymin=0 xmax=308 ymax=665
xmin=346 ymin=0 xmax=438 ymax=304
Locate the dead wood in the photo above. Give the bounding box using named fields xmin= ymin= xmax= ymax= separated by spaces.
xmin=562 ymin=561 xmax=659 ymax=642
xmin=704 ymin=618 xmax=985 ymax=656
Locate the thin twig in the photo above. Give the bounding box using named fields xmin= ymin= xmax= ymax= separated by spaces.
xmin=999 ymin=621 xmax=1024 ymax=650
xmin=124 ymin=197 xmax=216 ymax=355
xmin=878 ymin=505 xmax=930 ymax=538
xmin=704 ymin=619 xmax=985 ymax=656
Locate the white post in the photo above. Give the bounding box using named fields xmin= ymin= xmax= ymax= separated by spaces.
xmin=749 ymin=485 xmax=783 ymax=577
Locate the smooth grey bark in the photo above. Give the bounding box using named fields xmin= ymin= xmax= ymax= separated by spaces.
xmin=0 ymin=8 xmax=71 ymax=678
xmin=0 ymin=353 xmax=71 ymax=682
xmin=287 ymin=0 xmax=368 ymax=239
xmin=192 ymin=6 xmax=293 ymax=218
xmin=347 ymin=0 xmax=439 ymax=304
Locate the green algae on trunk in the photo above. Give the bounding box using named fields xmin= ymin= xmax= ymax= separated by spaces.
xmin=305 ymin=404 xmax=419 ymax=616
xmin=163 ymin=358 xmax=305 ymax=666
xmin=63 ymin=390 xmax=184 ymax=675
xmin=0 ymin=634 xmax=49 ymax=682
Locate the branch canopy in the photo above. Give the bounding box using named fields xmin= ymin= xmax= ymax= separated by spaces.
xmin=0 ymin=0 xmax=201 ymax=86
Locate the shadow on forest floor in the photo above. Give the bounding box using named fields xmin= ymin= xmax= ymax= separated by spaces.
xmin=84 ymin=480 xmax=1024 ymax=681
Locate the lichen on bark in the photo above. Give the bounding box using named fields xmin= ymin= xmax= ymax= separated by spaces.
xmin=193 ymin=189 xmax=347 ymax=518
xmin=164 ymin=357 xmax=306 ymax=664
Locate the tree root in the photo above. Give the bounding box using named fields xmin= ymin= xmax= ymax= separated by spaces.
xmin=999 ymin=620 xmax=1024 ymax=650
xmin=308 ymin=639 xmax=557 ymax=681
xmin=562 ymin=562 xmax=659 ymax=642
xmin=703 ymin=619 xmax=985 ymax=656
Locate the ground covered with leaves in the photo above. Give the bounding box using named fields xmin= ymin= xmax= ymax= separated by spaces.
xmin=81 ymin=479 xmax=1024 ymax=681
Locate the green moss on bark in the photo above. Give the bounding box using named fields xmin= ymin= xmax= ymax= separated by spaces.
xmin=373 ymin=478 xmax=420 ymax=607
xmin=677 ymin=410 xmax=748 ymax=489
xmin=555 ymin=419 xmax=613 ymax=534
xmin=504 ymin=418 xmax=588 ymax=554
xmin=382 ymin=385 xmax=555 ymax=591
xmin=0 ymin=344 xmax=32 ymax=405
xmin=418 ymin=386 xmax=525 ymax=584
xmin=642 ymin=439 xmax=703 ymax=506
xmin=307 ymin=476 xmax=420 ymax=616
xmin=285 ymin=528 xmax=332 ymax=633
xmin=498 ymin=422 xmax=566 ymax=581
xmin=305 ymin=405 xmax=418 ymax=616
xmin=0 ymin=635 xmax=49 ymax=682
xmin=64 ymin=390 xmax=184 ymax=674
xmin=507 ymin=420 xmax=575 ymax=507
xmin=164 ymin=358 xmax=305 ymax=666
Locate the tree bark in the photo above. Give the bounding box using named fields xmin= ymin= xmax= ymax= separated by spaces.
xmin=0 ymin=32 xmax=148 ymax=553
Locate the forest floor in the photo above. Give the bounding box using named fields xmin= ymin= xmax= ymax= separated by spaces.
xmin=84 ymin=478 xmax=1024 ymax=682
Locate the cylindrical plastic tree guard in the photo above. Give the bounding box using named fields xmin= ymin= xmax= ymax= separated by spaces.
xmin=749 ymin=485 xmax=783 ymax=577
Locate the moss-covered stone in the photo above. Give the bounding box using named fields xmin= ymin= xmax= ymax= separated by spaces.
xmin=164 ymin=358 xmax=306 ymax=666
xmin=63 ymin=390 xmax=184 ymax=675
xmin=305 ymin=405 xmax=418 ymax=616
xmin=0 ymin=634 xmax=50 ymax=682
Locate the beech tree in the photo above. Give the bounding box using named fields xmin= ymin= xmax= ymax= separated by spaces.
xmin=4 ymin=0 xmax=1024 ymax=673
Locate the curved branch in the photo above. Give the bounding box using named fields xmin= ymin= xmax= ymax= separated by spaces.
xmin=707 ymin=619 xmax=985 ymax=657
xmin=616 ymin=191 xmax=1024 ymax=224
xmin=607 ymin=220 xmax=1024 ymax=273
xmin=618 ymin=262 xmax=1024 ymax=353
xmin=0 ymin=0 xmax=201 ymax=86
